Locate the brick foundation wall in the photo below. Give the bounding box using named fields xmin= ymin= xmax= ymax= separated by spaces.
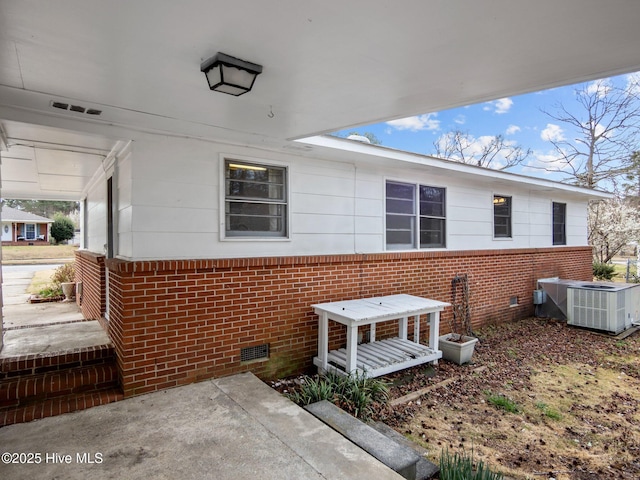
xmin=1 ymin=240 xmax=50 ymax=246
xmin=75 ymin=250 xmax=106 ymax=321
xmin=100 ymin=246 xmax=592 ymax=398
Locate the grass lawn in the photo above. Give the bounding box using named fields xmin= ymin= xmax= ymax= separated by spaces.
xmin=2 ymin=245 xmax=78 ymax=263
xmin=380 ymin=319 xmax=640 ymax=479
xmin=27 ymin=269 xmax=58 ymax=294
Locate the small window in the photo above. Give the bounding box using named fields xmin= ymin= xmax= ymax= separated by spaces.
xmin=225 ymin=160 xmax=287 ymax=238
xmin=386 ymin=181 xmax=446 ymax=250
xmin=552 ymin=202 xmax=566 ymax=245
xmin=493 ymin=195 xmax=511 ymax=238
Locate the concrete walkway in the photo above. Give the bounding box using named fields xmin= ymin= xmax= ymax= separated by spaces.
xmin=0 ymin=372 xmax=404 ymax=480
xmin=1 ymin=265 xmax=110 ymax=357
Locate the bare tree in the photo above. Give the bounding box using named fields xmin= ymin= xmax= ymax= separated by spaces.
xmin=621 ymin=151 xmax=640 ymax=200
xmin=538 ymin=78 xmax=640 ymax=190
xmin=433 ymin=130 xmax=531 ymax=170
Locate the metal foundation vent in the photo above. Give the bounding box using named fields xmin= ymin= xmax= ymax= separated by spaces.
xmin=240 ymin=344 xmax=269 ymax=362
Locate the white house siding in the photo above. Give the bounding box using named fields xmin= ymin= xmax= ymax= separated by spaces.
xmin=81 ymin=134 xmax=596 ymax=261
xmin=566 ymin=201 xmax=589 ymax=245
xmin=528 ymin=196 xmax=553 ymax=248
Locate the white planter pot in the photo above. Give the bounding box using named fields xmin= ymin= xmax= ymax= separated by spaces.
xmin=438 ymin=334 xmax=478 ymax=365
xmin=61 ymin=282 xmax=76 ymax=301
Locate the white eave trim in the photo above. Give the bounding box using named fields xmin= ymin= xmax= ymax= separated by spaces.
xmin=298 ymin=135 xmax=613 ymax=200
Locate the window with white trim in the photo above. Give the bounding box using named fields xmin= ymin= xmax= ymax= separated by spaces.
xmin=25 ymin=223 xmax=36 ymax=240
xmin=385 ymin=181 xmax=446 ymax=250
xmin=224 ymin=160 xmax=287 ymax=237
xmin=552 ymin=202 xmax=566 ymax=245
xmin=493 ymin=195 xmax=512 ymax=238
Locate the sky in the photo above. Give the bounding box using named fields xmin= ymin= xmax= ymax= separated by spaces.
xmin=333 ymin=71 xmax=640 ymax=184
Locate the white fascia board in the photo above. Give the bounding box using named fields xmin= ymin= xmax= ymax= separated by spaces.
xmin=298 ymin=135 xmax=613 ymax=201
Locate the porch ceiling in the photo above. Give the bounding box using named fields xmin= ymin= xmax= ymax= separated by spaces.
xmin=1 ymin=1 xmax=640 ymax=200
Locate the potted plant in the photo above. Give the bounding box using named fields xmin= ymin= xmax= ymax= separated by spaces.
xmin=53 ymin=262 xmax=76 ymax=302
xmin=439 ymin=274 xmax=478 ymax=364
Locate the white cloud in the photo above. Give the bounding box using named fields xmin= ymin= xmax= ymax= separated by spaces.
xmin=386 ymin=113 xmax=440 ymax=132
xmin=505 ymin=124 xmax=521 ymax=135
xmin=540 ymin=123 xmax=565 ymax=142
xmin=454 ymin=115 xmax=466 ymax=125
xmin=593 ymin=122 xmax=606 ymax=138
xmin=484 ymin=97 xmax=513 ymax=114
xmin=522 ymin=150 xmax=571 ymax=177
xmin=585 ymin=78 xmax=611 ymax=98
xmin=494 ymin=97 xmax=513 ymax=114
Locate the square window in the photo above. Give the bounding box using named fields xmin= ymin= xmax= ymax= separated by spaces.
xmin=225 ymin=160 xmax=287 ymax=238
xmin=386 ymin=181 xmax=446 ymax=249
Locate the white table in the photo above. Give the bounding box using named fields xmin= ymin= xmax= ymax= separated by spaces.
xmin=312 ymin=294 xmax=450 ymax=377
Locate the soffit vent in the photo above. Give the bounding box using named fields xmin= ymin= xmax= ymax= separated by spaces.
xmin=240 ymin=344 xmax=269 ymax=362
xmin=51 ymin=101 xmax=102 ymax=116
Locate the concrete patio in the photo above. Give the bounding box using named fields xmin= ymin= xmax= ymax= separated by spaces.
xmin=0 ymin=372 xmax=404 ymax=480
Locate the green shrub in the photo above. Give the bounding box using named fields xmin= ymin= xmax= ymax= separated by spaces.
xmin=593 ymin=262 xmax=615 ymax=281
xmin=37 ymin=286 xmax=62 ymax=298
xmin=50 ymin=214 xmax=76 ymax=244
xmin=439 ymin=449 xmax=504 ymax=480
xmin=287 ymin=370 xmax=389 ymax=420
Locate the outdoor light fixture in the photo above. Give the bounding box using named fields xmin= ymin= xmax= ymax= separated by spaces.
xmin=200 ymin=52 xmax=263 ymax=96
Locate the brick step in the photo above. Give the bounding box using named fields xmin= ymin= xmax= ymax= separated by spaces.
xmin=0 ymin=362 xmax=119 ymax=407
xmin=0 ymin=345 xmax=123 ymax=427
xmin=0 ymin=388 xmax=123 ymax=427
xmin=0 ymin=344 xmax=116 ymax=379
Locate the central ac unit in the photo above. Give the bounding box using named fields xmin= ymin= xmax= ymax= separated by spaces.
xmin=567 ymin=283 xmax=640 ymax=334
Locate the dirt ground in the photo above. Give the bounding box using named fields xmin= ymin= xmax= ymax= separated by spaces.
xmin=378 ymin=318 xmax=640 ymax=479
xmin=274 ymin=318 xmax=640 ymax=479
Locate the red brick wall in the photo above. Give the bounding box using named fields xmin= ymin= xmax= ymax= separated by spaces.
xmin=75 ymin=250 xmax=106 ymax=322
xmin=99 ymin=246 xmax=592 ymax=397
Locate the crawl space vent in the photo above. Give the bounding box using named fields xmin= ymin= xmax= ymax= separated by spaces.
xmin=241 ymin=344 xmax=269 ymax=362
xmin=51 ymin=101 xmax=102 ymax=116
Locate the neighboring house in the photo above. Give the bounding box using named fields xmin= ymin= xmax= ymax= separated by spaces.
xmin=74 ymin=134 xmax=610 ymax=397
xmin=1 ymin=206 xmax=52 ymax=245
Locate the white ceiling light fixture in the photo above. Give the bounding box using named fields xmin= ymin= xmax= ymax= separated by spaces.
xmin=200 ymin=52 xmax=263 ymax=96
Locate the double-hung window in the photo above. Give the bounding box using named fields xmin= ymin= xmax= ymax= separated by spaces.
xmin=25 ymin=223 xmax=36 ymax=240
xmin=224 ymin=160 xmax=287 ymax=238
xmin=552 ymin=202 xmax=566 ymax=245
xmin=386 ymin=181 xmax=446 ymax=250
xmin=493 ymin=195 xmax=512 ymax=238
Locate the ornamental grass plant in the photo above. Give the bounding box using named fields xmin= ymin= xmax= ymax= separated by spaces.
xmin=439 ymin=449 xmax=504 ymax=480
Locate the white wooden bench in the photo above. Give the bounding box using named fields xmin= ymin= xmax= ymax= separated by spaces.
xmin=312 ymin=294 xmax=449 ymax=377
